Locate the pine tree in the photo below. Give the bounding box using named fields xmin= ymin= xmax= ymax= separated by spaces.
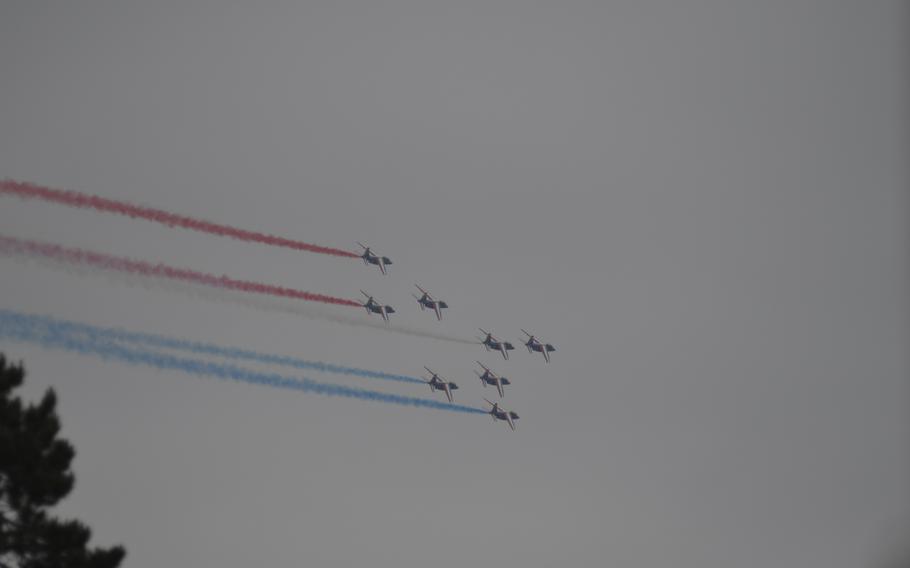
xmin=0 ymin=355 xmax=125 ymax=568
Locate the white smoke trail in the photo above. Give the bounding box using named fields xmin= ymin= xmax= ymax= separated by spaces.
xmin=0 ymin=249 xmax=477 ymax=345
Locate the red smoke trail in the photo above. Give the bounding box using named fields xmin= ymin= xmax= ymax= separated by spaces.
xmin=0 ymin=234 xmax=362 ymax=308
xmin=0 ymin=179 xmax=359 ymax=258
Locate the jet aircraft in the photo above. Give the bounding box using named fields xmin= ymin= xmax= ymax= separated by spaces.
xmin=423 ymin=367 xmax=459 ymax=403
xmin=521 ymin=329 xmax=556 ymax=363
xmin=475 ymin=361 xmax=511 ymax=398
xmin=413 ymin=285 xmax=449 ymax=320
xmin=360 ymin=290 xmax=395 ymax=323
xmin=484 ymin=398 xmax=520 ymax=430
xmin=357 ymin=242 xmax=392 ymax=274
xmin=478 ymin=328 xmax=515 ymax=360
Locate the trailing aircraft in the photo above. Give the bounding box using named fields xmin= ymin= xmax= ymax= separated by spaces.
xmin=478 ymin=328 xmax=515 ymax=360
xmin=423 ymin=367 xmax=459 ymax=403
xmin=357 ymin=242 xmax=392 ymax=274
xmin=475 ymin=361 xmax=511 ymax=398
xmin=360 ymin=290 xmax=395 ymax=323
xmin=484 ymin=398 xmax=520 ymax=430
xmin=413 ymin=285 xmax=449 ymax=320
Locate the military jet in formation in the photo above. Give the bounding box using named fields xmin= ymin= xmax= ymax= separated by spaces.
xmin=413 ymin=285 xmax=448 ymax=321
xmin=360 ymin=290 xmax=395 ymax=323
xmin=484 ymin=398 xmax=520 ymax=430
xmin=423 ymin=367 xmax=459 ymax=403
xmin=478 ymin=328 xmax=515 ymax=360
xmin=358 ymin=242 xmax=392 ymax=275
xmin=522 ymin=329 xmax=556 ymax=363
xmin=475 ymin=361 xmax=511 ymax=398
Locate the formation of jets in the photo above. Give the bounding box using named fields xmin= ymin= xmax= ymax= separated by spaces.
xmin=356 ymin=243 xmax=556 ymax=430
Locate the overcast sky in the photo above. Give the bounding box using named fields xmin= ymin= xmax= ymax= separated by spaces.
xmin=1 ymin=1 xmax=908 ymax=567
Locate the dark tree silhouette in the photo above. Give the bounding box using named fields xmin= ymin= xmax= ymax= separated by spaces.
xmin=0 ymin=355 xmax=125 ymax=568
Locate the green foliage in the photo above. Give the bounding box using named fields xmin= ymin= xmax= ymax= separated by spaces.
xmin=0 ymin=355 xmax=125 ymax=568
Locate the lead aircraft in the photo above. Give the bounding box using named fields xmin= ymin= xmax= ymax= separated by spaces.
xmin=521 ymin=329 xmax=556 ymax=363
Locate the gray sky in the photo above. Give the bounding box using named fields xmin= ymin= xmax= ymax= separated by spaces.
xmin=1 ymin=1 xmax=908 ymax=567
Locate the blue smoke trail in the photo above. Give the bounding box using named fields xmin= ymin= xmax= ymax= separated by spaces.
xmin=0 ymin=309 xmax=422 ymax=385
xmin=0 ymin=311 xmax=485 ymax=415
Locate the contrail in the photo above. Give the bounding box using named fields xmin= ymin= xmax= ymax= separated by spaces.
xmin=0 ymin=234 xmax=361 ymax=307
xmin=0 ymin=246 xmax=478 ymax=345
xmin=232 ymin=293 xmax=479 ymax=345
xmin=0 ymin=310 xmax=423 ymax=385
xmin=0 ymin=179 xmax=359 ymax=258
xmin=0 ymin=310 xmax=486 ymax=415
